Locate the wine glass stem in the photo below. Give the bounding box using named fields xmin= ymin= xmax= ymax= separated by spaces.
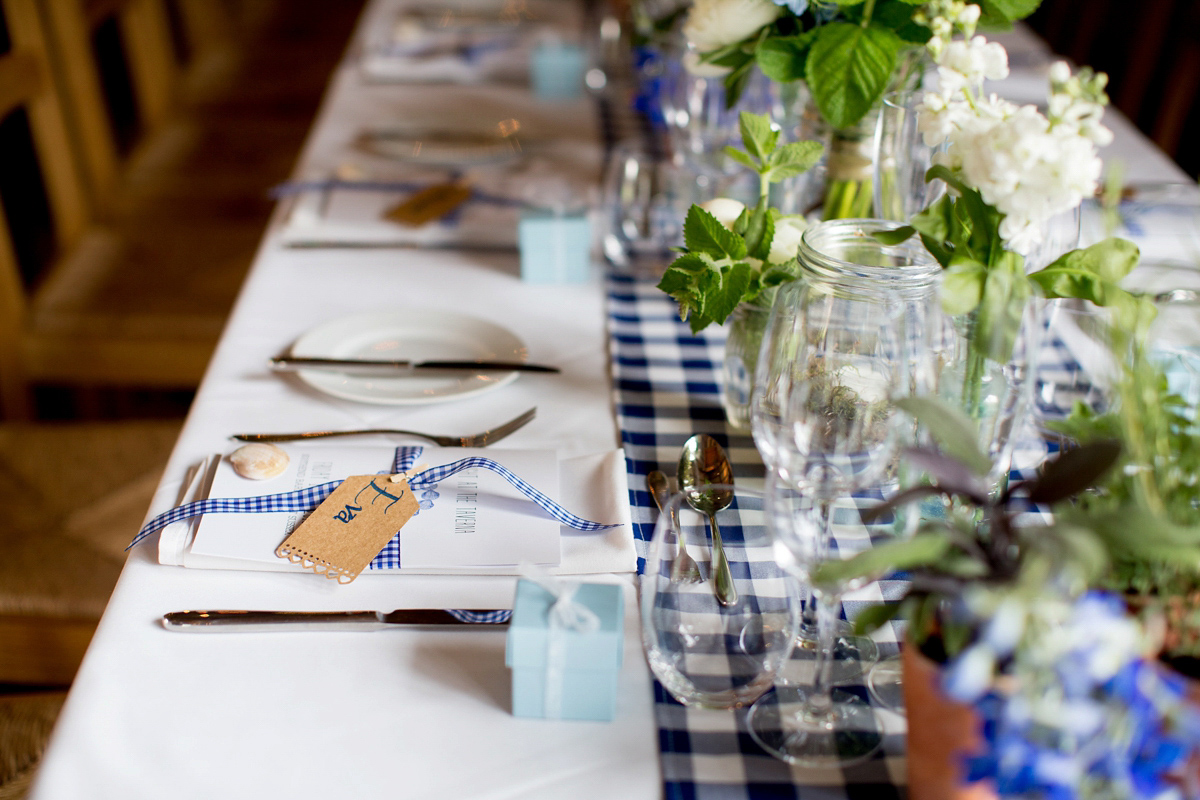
xmin=803 ymin=499 xmax=838 ymax=722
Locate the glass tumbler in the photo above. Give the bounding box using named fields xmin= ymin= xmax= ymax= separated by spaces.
xmin=641 ymin=486 xmax=801 ymax=709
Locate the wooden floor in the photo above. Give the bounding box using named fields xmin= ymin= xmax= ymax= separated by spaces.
xmin=31 ymin=0 xmax=368 ymax=421
xmin=1 ymin=3 xmax=366 ymax=795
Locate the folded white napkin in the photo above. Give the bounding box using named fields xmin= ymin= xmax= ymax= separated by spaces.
xmin=278 ymin=138 xmax=602 ymax=249
xmin=157 ymin=449 xmax=636 ymax=576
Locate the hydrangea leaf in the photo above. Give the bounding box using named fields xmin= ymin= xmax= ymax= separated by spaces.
xmin=755 ymin=34 xmax=813 ymax=83
xmin=806 ymin=22 xmax=903 ymax=130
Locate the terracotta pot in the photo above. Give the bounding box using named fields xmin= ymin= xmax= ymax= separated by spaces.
xmin=903 ymin=646 xmax=997 ymax=800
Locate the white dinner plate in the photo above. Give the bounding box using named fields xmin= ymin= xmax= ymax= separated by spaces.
xmin=291 ymin=309 xmax=528 ymax=405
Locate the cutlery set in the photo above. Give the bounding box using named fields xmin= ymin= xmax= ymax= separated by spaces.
xmin=647 ymin=434 xmax=738 ymax=606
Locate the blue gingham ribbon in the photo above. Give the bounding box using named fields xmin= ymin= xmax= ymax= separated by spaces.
xmin=128 ymin=448 xmax=618 ymax=550
xmin=446 ymin=609 xmax=512 ymax=624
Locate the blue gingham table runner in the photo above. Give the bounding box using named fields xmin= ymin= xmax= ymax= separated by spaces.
xmin=608 ymin=272 xmax=911 ymax=798
xmin=607 ymin=270 xmax=1071 ymax=799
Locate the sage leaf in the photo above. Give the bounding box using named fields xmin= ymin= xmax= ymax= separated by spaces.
xmin=806 ymin=22 xmax=902 ymax=130
xmin=1023 ymin=439 xmax=1122 ymax=505
xmin=814 ymin=532 xmax=951 ymax=589
xmin=896 ymin=396 xmax=991 ymax=476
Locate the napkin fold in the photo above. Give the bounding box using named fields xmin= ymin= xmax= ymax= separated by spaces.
xmin=156 ymin=449 xmax=636 ymax=576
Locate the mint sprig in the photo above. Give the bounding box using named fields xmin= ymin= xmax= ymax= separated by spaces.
xmin=657 ymin=112 xmax=822 ymax=333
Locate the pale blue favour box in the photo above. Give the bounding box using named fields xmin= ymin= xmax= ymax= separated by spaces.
xmin=530 ymin=42 xmax=586 ymax=100
xmin=505 ymin=580 xmax=624 ymax=721
xmin=518 ymin=210 xmax=592 ymax=284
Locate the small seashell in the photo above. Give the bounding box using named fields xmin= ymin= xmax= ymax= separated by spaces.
xmin=230 ymin=443 xmax=289 ymax=480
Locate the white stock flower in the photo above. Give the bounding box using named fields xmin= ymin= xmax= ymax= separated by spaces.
xmin=683 ymin=0 xmax=782 ymax=53
xmin=700 ymin=197 xmax=745 ymax=229
xmin=917 ymin=34 xmax=1107 ymax=254
xmin=767 ymin=215 xmax=807 ymax=264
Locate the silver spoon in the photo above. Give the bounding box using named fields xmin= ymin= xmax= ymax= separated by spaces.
xmin=647 ymin=470 xmax=702 ymax=584
xmin=678 ymin=434 xmax=738 ymax=607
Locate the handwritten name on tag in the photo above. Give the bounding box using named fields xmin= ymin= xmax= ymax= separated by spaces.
xmin=275 ymin=475 xmax=419 ymax=583
xmin=384 ymin=183 xmax=472 ymax=227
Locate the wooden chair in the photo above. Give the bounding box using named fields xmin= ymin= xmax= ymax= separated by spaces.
xmin=0 ymin=690 xmax=66 ymax=799
xmin=0 ymin=417 xmax=181 ymax=686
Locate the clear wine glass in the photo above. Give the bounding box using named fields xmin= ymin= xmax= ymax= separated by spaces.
xmin=748 ymin=273 xmax=907 ymax=767
xmin=751 ymin=279 xmax=880 ymax=686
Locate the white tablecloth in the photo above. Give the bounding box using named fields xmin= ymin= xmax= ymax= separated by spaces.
xmin=29 ymin=6 xmax=1194 ymax=799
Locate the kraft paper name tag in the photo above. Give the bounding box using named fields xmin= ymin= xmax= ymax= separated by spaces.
xmin=384 ymin=183 xmax=472 ymax=227
xmin=276 ymin=474 xmax=419 ymax=583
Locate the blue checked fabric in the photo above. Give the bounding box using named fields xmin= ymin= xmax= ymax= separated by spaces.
xmin=606 ymin=272 xmax=1077 ymax=800
xmin=129 ymin=450 xmax=618 ymax=564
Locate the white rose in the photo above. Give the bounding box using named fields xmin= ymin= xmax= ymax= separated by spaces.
xmin=699 ymin=197 xmax=745 ymax=229
xmin=683 ymin=0 xmax=781 ymax=53
xmin=767 ymin=215 xmax=807 ymax=264
xmin=681 ymin=50 xmax=730 ymax=78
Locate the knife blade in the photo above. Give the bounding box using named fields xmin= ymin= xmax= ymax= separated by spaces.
xmin=270 ymin=356 xmax=559 ymax=374
xmin=162 ymin=609 xmax=511 ymax=632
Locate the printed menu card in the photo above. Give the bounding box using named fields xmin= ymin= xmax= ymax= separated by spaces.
xmin=186 ymin=446 xmax=561 ymax=573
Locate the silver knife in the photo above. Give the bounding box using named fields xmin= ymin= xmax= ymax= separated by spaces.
xmin=162 ymin=609 xmax=511 ymax=632
xmin=271 ymin=356 xmax=559 ymax=374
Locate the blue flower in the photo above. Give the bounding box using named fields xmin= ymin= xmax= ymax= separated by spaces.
xmin=772 ymin=0 xmax=808 ymax=14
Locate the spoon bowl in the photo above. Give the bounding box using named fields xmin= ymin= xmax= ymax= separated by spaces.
xmin=678 ymin=434 xmax=738 ymax=606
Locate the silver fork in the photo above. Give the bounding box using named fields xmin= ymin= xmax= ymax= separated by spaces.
xmin=231 ymin=407 xmax=535 ymax=446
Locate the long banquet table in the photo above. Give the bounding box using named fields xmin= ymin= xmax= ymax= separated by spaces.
xmin=29 ymin=2 xmax=1197 ymax=798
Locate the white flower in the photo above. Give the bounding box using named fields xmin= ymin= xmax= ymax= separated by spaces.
xmin=683 ymin=0 xmax=782 ymax=53
xmin=700 ymin=197 xmax=745 ymax=229
xmin=767 ymin=215 xmax=807 ymax=264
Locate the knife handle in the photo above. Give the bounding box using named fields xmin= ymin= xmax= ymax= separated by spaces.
xmin=163 ymin=610 xmax=387 ymax=632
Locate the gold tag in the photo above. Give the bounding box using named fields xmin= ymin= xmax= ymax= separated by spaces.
xmin=384 ymin=183 xmax=472 ymax=227
xmin=275 ymin=475 xmax=419 ymax=584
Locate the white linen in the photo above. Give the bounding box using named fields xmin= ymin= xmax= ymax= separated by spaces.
xmin=158 ymin=448 xmax=637 ymax=576
xmin=29 ymin=14 xmax=1197 ymax=800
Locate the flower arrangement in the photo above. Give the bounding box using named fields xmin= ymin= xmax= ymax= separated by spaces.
xmin=657 ymin=111 xmax=823 ymax=331
xmin=875 ymin=6 xmax=1143 ymax=437
xmin=824 ymin=395 xmax=1200 ymax=797
xmin=946 ymin=591 xmax=1200 ymax=799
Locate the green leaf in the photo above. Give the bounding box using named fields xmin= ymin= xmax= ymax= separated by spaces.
xmin=722 ymin=146 xmax=760 ymax=172
xmin=973 ymin=252 xmax=1029 ymax=363
xmin=1034 ymin=237 xmax=1140 ymax=287
xmin=806 ymin=22 xmax=903 ymax=130
xmin=872 ymin=225 xmax=915 ymax=245
xmin=940 ymin=258 xmax=987 ymax=316
xmin=697 ymin=261 xmax=753 ymax=332
xmin=1023 ymin=439 xmax=1122 ymax=505
xmin=767 ymin=140 xmax=824 ymax=181
xmin=852 ymin=601 xmax=904 ymax=636
xmin=814 ymin=532 xmax=951 ymax=589
xmin=683 ymin=205 xmax=747 ymax=260
xmin=738 ymin=112 xmax=777 ymax=163
xmin=977 ymin=0 xmax=1041 ymax=27
xmin=747 ymin=205 xmax=774 ymax=261
xmin=755 ymin=35 xmax=812 ymax=83
xmin=896 ymin=396 xmax=992 ymax=475
xmin=722 ymin=57 xmax=757 ymax=109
